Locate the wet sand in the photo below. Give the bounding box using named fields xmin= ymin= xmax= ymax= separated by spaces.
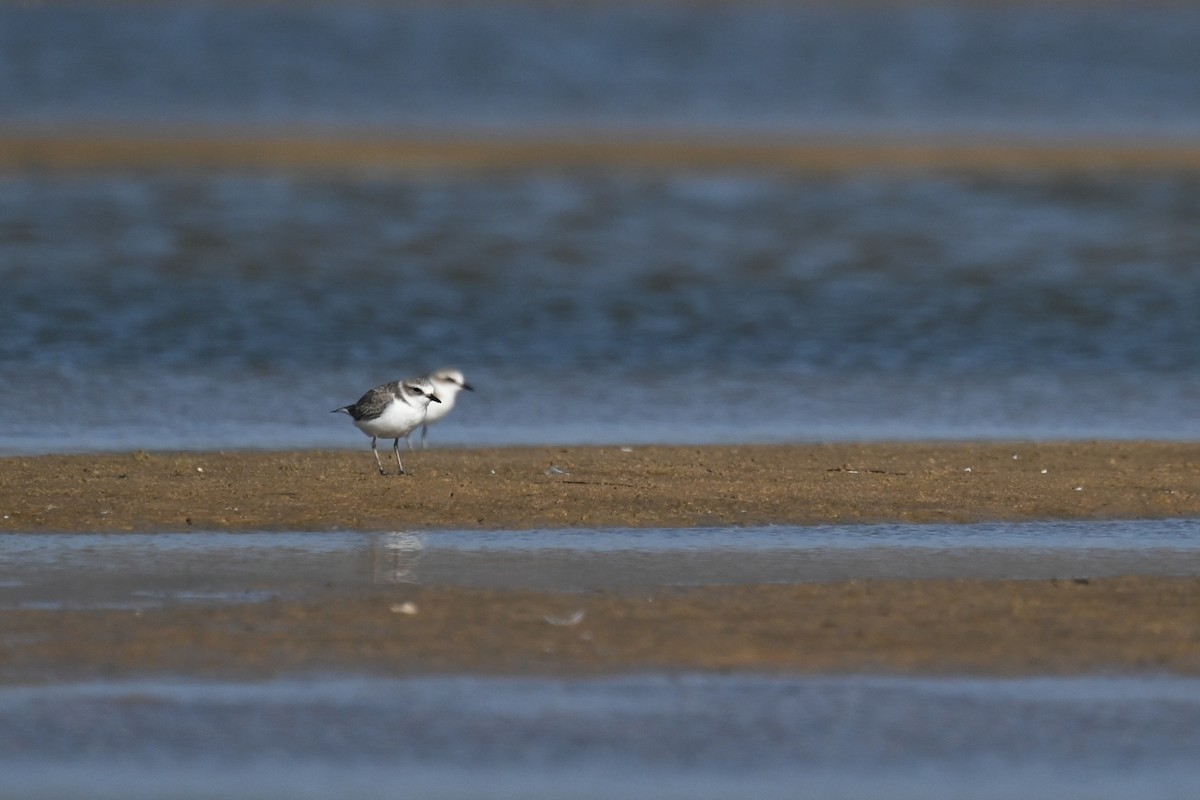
xmin=5 ymin=577 xmax=1200 ymax=682
xmin=4 ymin=442 xmax=1200 ymax=681
xmin=4 ymin=131 xmax=1200 ymax=173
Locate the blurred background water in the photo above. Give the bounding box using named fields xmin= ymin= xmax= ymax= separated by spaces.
xmin=7 ymin=675 xmax=1200 ymax=800
xmin=2 ymin=3 xmax=1199 ymax=452
xmin=5 ymin=4 xmax=1200 ymax=136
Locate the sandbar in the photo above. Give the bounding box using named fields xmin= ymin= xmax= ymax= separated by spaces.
xmin=3 ymin=442 xmax=1199 ymax=533
xmin=4 ymin=131 xmax=1200 ymax=174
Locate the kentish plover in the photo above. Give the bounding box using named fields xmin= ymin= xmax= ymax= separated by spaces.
xmin=406 ymin=367 xmax=473 ymax=450
xmin=333 ymin=376 xmax=441 ymax=475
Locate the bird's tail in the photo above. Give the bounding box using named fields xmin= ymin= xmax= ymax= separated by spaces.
xmin=332 ymin=406 xmax=352 ymax=415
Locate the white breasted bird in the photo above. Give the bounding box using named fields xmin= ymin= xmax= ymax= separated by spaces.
xmin=407 ymin=367 xmax=473 ymax=450
xmin=333 ymin=376 xmax=441 ymax=474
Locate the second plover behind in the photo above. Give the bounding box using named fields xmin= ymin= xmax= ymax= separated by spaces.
xmin=333 ymin=376 xmax=441 ymax=475
xmin=407 ymin=367 xmax=473 ymax=450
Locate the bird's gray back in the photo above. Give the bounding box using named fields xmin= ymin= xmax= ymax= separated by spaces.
xmin=346 ymin=382 xmax=401 ymax=421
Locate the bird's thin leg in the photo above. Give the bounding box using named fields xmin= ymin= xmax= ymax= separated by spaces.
xmin=371 ymin=437 xmax=386 ymax=475
xmin=420 ymin=424 xmax=429 ymax=450
xmin=393 ymin=438 xmax=405 ymax=475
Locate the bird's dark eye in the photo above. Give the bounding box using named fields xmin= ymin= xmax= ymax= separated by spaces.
xmin=411 ymin=387 xmax=423 ymax=394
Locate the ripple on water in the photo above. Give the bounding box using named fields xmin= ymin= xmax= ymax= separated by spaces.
xmin=2 ymin=674 xmax=1200 ymax=800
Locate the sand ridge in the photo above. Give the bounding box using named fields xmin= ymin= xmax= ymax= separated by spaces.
xmin=4 ymin=131 xmax=1200 ymax=174
xmin=3 ymin=442 xmax=1200 ymax=533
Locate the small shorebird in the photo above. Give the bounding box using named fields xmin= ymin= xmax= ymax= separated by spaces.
xmin=406 ymin=367 xmax=474 ymax=450
xmin=333 ymin=376 xmax=441 ymax=475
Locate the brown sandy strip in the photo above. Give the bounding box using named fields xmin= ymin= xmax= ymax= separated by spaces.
xmin=3 ymin=132 xmax=1200 ymax=173
xmin=4 ymin=578 xmax=1200 ymax=682
xmin=5 ymin=442 xmax=1200 ymax=680
xmin=3 ymin=442 xmax=1200 ymax=533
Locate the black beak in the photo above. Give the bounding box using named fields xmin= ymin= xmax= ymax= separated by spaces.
xmin=462 ymin=383 xmax=475 ymax=392
xmin=429 ymin=394 xmax=442 ymax=403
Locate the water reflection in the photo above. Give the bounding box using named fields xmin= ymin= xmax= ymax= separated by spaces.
xmin=3 ymin=520 xmax=1200 ymax=607
xmin=373 ymin=532 xmax=424 ymax=585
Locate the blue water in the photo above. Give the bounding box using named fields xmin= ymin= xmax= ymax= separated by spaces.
xmin=2 ymin=173 xmax=1200 ymax=451
xmin=3 ymin=675 xmax=1200 ymax=800
xmin=2 ymin=5 xmax=1199 ymax=452
xmin=3 ymin=5 xmax=1200 ymax=136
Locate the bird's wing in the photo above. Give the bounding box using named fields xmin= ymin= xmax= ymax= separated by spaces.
xmin=348 ymin=383 xmax=396 ymax=421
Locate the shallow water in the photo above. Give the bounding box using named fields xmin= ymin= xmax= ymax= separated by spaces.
xmin=2 ymin=674 xmax=1200 ymax=800
xmin=4 ymin=519 xmax=1199 ymax=607
xmin=3 ymin=173 xmax=1200 ymax=452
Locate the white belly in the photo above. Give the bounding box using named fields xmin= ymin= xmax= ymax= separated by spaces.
xmin=353 ymin=401 xmax=425 ymax=439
